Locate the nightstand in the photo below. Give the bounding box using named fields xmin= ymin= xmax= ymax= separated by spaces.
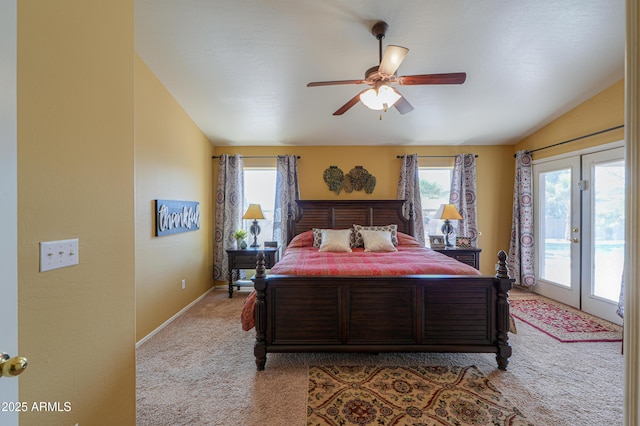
xmin=433 ymin=247 xmax=482 ymax=270
xmin=226 ymin=247 xmax=279 ymax=298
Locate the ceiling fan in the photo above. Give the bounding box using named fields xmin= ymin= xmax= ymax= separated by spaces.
xmin=307 ymin=21 xmax=467 ymax=116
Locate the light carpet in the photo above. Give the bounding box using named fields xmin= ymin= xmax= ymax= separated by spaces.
xmin=509 ymin=292 xmax=622 ymax=342
xmin=307 ymin=365 xmax=534 ymax=426
xmin=137 ymin=288 xmax=623 ymax=425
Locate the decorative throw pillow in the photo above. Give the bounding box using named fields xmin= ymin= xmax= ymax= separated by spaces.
xmin=361 ymin=230 xmax=398 ymax=252
xmin=312 ymin=228 xmax=323 ymax=247
xmin=313 ymin=228 xmax=354 ymax=247
xmin=396 ymin=231 xmax=422 ymax=247
xmin=288 ymin=230 xmax=315 ymax=248
xmin=353 ymin=224 xmax=398 ymax=247
xmin=318 ymin=229 xmax=353 ymax=252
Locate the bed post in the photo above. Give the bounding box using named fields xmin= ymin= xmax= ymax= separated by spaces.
xmin=495 ymin=250 xmax=513 ymax=370
xmin=252 ymin=251 xmax=267 ymax=370
xmin=286 ymin=201 xmax=294 ymax=245
xmin=408 ymin=201 xmax=415 ymax=237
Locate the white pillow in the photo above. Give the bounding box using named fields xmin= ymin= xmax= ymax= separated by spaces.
xmin=318 ymin=229 xmax=353 ymax=252
xmin=361 ymin=230 xmax=397 ymax=252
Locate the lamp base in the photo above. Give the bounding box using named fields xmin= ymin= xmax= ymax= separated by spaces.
xmin=249 ymin=220 xmax=261 ymax=248
xmin=441 ymin=219 xmax=454 ymax=248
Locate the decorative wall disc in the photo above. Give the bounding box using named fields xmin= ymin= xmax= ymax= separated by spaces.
xmin=346 ymin=166 xmax=376 ymax=194
xmin=323 ymin=165 xmax=376 ymax=194
xmin=323 ymin=166 xmax=344 ymax=194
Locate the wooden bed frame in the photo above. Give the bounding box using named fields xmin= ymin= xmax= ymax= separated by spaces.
xmin=251 ymin=200 xmax=514 ymax=371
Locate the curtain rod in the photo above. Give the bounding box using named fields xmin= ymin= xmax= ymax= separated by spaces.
xmin=396 ymin=154 xmax=478 ymax=158
xmin=514 ymin=124 xmax=624 ymax=157
xmin=211 ymin=155 xmax=301 ymax=159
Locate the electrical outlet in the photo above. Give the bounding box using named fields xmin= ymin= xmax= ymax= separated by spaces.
xmin=181 ymin=279 xmax=186 ymax=289
xmin=40 ymin=238 xmax=79 ymax=272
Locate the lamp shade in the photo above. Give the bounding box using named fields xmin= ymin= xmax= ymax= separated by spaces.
xmin=359 ymin=84 xmax=401 ymax=110
xmin=434 ymin=204 xmax=463 ymax=220
xmin=242 ymin=204 xmax=265 ymax=220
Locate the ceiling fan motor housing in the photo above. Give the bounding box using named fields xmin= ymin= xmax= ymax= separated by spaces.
xmin=365 ymin=66 xmax=380 ymax=80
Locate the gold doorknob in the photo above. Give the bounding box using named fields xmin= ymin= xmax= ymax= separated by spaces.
xmin=1 ymin=353 xmax=28 ymax=378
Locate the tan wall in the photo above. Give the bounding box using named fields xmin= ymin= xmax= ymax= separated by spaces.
xmin=214 ymin=145 xmax=515 ymax=274
xmin=17 ymin=1 xmax=135 ymax=425
xmin=135 ymin=55 xmax=215 ymax=341
xmin=514 ymin=79 xmax=625 ymax=156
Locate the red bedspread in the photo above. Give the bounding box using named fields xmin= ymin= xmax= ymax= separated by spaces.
xmin=240 ymin=231 xmax=480 ymax=330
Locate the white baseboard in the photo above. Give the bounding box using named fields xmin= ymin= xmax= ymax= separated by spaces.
xmin=136 ymin=287 xmax=215 ymax=348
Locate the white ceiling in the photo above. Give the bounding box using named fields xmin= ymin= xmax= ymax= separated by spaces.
xmin=134 ymin=0 xmax=625 ymax=147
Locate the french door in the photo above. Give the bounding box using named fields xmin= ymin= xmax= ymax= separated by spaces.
xmin=533 ymin=146 xmax=624 ymax=325
xmin=580 ymin=148 xmax=625 ymax=323
xmin=534 ymin=156 xmax=581 ymax=308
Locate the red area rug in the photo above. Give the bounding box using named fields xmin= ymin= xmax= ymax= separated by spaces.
xmin=509 ymin=296 xmax=622 ymax=342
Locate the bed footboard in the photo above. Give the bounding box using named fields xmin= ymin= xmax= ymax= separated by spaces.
xmin=252 ymin=251 xmax=514 ymax=371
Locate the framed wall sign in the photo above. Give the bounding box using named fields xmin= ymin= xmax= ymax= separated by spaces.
xmin=155 ymin=200 xmax=200 ymax=236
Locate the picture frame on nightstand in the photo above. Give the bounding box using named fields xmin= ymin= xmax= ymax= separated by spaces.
xmin=456 ymin=237 xmax=472 ymax=248
xmin=429 ymin=235 xmax=445 ymax=249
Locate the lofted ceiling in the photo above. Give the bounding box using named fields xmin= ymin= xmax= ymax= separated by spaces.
xmin=134 ymin=0 xmax=625 ymax=147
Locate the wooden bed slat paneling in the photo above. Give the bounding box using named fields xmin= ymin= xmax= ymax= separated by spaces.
xmin=288 ymin=200 xmax=412 ymax=243
xmin=271 ymin=286 xmax=341 ymax=344
xmin=348 ymin=287 xmax=416 ymax=344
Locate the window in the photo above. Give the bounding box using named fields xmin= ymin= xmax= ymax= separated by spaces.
xmin=243 ymin=168 xmax=277 ymax=246
xmin=418 ymin=167 xmax=452 ymax=246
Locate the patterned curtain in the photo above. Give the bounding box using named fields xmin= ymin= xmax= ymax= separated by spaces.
xmin=397 ymin=154 xmax=425 ymax=245
xmin=273 ymin=155 xmax=299 ymax=249
xmin=213 ymin=154 xmax=244 ymax=282
xmin=450 ymin=154 xmax=478 ymax=247
xmin=508 ymin=150 xmax=536 ymax=286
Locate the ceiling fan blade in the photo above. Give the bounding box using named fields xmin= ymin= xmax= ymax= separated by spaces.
xmin=397 ymin=72 xmax=467 ymax=85
xmin=391 ymin=88 xmax=414 ymax=115
xmin=333 ymin=90 xmax=367 ymax=115
xmin=379 ymin=45 xmax=409 ymax=76
xmin=307 ymin=80 xmax=365 ymax=87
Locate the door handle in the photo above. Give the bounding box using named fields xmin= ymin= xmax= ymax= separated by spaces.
xmin=570 ymin=238 xmax=580 ymax=243
xmin=1 ymin=353 xmax=28 ymax=378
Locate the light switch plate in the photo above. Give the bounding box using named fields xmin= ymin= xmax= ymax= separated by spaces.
xmin=40 ymin=238 xmax=79 ymax=272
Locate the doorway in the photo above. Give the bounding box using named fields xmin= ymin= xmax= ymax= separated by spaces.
xmin=533 ymin=146 xmax=624 ymax=325
xmin=0 ymin=0 xmax=19 ymax=422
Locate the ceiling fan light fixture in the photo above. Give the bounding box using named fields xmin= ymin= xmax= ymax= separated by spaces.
xmin=359 ymin=84 xmax=401 ymax=111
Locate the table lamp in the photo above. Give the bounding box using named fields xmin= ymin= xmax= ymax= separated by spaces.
xmin=242 ymin=204 xmax=265 ymax=248
xmin=434 ymin=204 xmax=463 ymax=247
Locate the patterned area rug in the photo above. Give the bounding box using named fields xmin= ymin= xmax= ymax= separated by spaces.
xmin=307 ymin=365 xmax=533 ymax=426
xmin=509 ymin=296 xmax=622 ymax=342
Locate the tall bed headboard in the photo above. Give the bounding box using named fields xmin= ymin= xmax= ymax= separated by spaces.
xmin=286 ymin=199 xmax=414 ymax=244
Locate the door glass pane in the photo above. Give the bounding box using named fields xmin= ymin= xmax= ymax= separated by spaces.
xmin=539 ymin=169 xmax=571 ymax=287
xmin=592 ymin=160 xmax=625 ymax=301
